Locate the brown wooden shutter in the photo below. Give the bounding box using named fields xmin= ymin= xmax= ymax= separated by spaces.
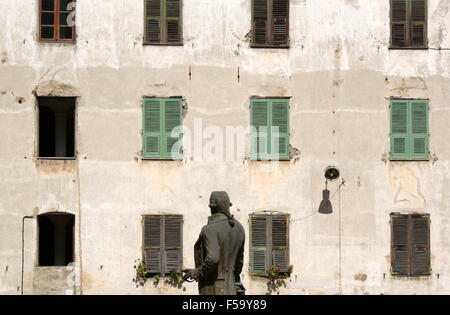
xmin=411 ymin=0 xmax=427 ymax=47
xmin=411 ymin=215 xmax=430 ymax=275
xmin=166 ymin=0 xmax=182 ymax=43
xmin=272 ymin=0 xmax=289 ymax=45
xmin=145 ymin=0 xmax=162 ymax=43
xmin=163 ymin=215 xmax=183 ymax=273
xmin=391 ymin=215 xmax=409 ymax=275
xmin=250 ymin=215 xmax=269 ymax=275
xmin=253 ymin=0 xmax=269 ymax=45
xmin=391 ymin=0 xmax=408 ymax=47
xmin=271 ymin=215 xmax=289 ymax=272
xmin=143 ymin=216 xmax=162 ymax=273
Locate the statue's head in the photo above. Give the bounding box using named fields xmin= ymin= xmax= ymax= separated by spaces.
xmin=209 ymin=191 xmax=232 ymax=215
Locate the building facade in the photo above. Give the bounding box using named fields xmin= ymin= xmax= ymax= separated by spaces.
xmin=0 ymin=0 xmax=449 ymax=295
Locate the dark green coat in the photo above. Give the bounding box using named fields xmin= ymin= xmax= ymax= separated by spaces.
xmin=194 ymin=213 xmax=245 ymax=295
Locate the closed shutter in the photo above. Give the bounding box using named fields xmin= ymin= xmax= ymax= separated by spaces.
xmin=250 ymin=215 xmax=269 ymax=275
xmin=253 ymin=0 xmax=268 ymax=45
xmin=164 ymin=215 xmax=183 ymax=272
xmin=271 ymin=215 xmax=289 ymax=272
xmin=411 ymin=215 xmax=430 ymax=275
xmin=143 ymin=216 xmax=163 ymax=273
xmin=145 ymin=0 xmax=162 ymax=43
xmin=251 ymin=99 xmax=270 ymax=160
xmin=390 ymin=100 xmax=409 ymax=160
xmin=411 ymin=0 xmax=427 ymax=47
xmin=391 ymin=215 xmax=409 ymax=275
xmin=271 ymin=100 xmax=289 ymax=160
xmin=272 ymin=0 xmax=289 ymax=45
xmin=391 ymin=0 xmax=408 ymax=47
xmin=143 ymin=98 xmax=162 ymax=158
xmin=410 ymin=100 xmax=428 ymax=160
xmin=166 ymin=0 xmax=182 ymax=43
xmin=163 ymin=99 xmax=183 ymax=159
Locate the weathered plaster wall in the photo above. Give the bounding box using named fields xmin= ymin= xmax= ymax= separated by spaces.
xmin=0 ymin=0 xmax=449 ymax=295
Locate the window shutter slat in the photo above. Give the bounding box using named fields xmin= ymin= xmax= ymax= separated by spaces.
xmin=411 ymin=0 xmax=427 ymax=48
xmin=252 ymin=0 xmax=268 ymax=45
xmin=271 ymin=100 xmax=289 ymax=160
xmin=144 ymin=216 xmax=162 ymax=273
xmin=410 ymin=101 xmax=428 ymax=159
xmin=390 ymin=100 xmax=409 ymax=159
xmin=143 ymin=99 xmax=162 ymax=158
xmin=272 ymin=0 xmax=289 ymax=45
xmin=251 ymin=100 xmax=270 ymax=160
xmin=164 ymin=215 xmax=182 ymax=272
xmin=164 ymin=99 xmax=183 ymax=159
xmin=272 ymin=215 xmax=289 ymax=272
xmin=391 ymin=215 xmax=409 ymax=275
xmin=250 ymin=215 xmax=268 ymax=275
xmin=411 ymin=215 xmax=430 ymax=275
xmin=391 ymin=0 xmax=408 ymax=47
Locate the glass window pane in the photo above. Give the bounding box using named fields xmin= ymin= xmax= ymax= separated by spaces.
xmin=41 ymin=13 xmax=54 ymax=25
xmin=60 ymin=0 xmax=73 ymax=11
xmin=59 ymin=27 xmax=73 ymax=40
xmin=42 ymin=0 xmax=55 ymax=11
xmin=60 ymin=13 xmax=70 ymax=26
xmin=41 ymin=27 xmax=54 ymax=39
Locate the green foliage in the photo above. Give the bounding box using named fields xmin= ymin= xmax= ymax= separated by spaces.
xmin=266 ymin=264 xmax=294 ymax=295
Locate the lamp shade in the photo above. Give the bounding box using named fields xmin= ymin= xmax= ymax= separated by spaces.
xmin=319 ymin=189 xmax=333 ymax=214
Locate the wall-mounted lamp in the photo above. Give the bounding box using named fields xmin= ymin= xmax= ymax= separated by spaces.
xmin=319 ymin=166 xmax=340 ymax=214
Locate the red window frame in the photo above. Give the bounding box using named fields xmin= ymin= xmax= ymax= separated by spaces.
xmin=39 ymin=0 xmax=76 ymax=42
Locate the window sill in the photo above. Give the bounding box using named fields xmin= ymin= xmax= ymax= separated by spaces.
xmin=37 ymin=157 xmax=77 ymax=160
xmin=141 ymin=158 xmax=183 ymax=161
xmin=143 ymin=43 xmax=184 ymax=46
xmin=38 ymin=40 xmax=76 ymax=44
xmin=250 ymin=45 xmax=290 ymax=49
xmin=388 ymin=47 xmax=428 ymax=50
xmin=389 ymin=159 xmax=430 ymax=162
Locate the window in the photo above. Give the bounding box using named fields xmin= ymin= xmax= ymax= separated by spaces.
xmin=38 ymin=213 xmax=75 ymax=267
xmin=391 ymin=214 xmax=430 ymax=276
xmin=142 ymin=98 xmax=183 ymax=160
xmin=144 ymin=0 xmax=182 ymax=45
xmin=143 ymin=215 xmax=183 ymax=274
xmin=38 ymin=97 xmax=76 ymax=159
xmin=390 ymin=99 xmax=429 ymax=160
xmin=249 ymin=213 xmax=289 ymax=276
xmin=390 ymin=0 xmax=427 ymax=48
xmin=250 ymin=98 xmax=290 ymax=160
xmin=39 ymin=0 xmax=76 ymax=42
xmin=251 ymin=0 xmax=289 ymax=48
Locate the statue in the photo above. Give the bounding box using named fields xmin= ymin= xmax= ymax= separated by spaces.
xmin=184 ymin=192 xmax=246 ymax=295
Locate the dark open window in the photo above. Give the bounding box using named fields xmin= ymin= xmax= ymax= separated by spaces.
xmin=251 ymin=0 xmax=289 ymax=48
xmin=38 ymin=213 xmax=75 ymax=267
xmin=249 ymin=213 xmax=289 ymax=276
xmin=143 ymin=215 xmax=183 ymax=275
xmin=390 ymin=0 xmax=427 ymax=48
xmin=144 ymin=0 xmax=183 ymax=45
xmin=391 ymin=213 xmax=431 ymax=276
xmin=38 ymin=97 xmax=76 ymax=159
xmin=39 ymin=0 xmax=76 ymax=42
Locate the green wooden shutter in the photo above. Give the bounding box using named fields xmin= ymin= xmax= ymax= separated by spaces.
xmin=250 ymin=215 xmax=269 ymax=275
xmin=165 ymin=0 xmax=182 ymax=44
xmin=411 ymin=0 xmax=427 ymax=47
xmin=144 ymin=216 xmax=163 ymax=273
xmin=271 ymin=99 xmax=290 ymax=160
xmin=391 ymin=0 xmax=408 ymax=47
xmin=145 ymin=0 xmax=162 ymax=43
xmin=272 ymin=0 xmax=289 ymax=46
xmin=143 ymin=98 xmax=163 ymax=159
xmin=252 ymin=0 xmax=269 ymax=46
xmin=391 ymin=215 xmax=409 ymax=275
xmin=271 ymin=215 xmax=289 ymax=272
xmin=411 ymin=215 xmax=430 ymax=275
xmin=163 ymin=215 xmax=183 ymax=273
xmin=163 ymin=99 xmax=183 ymax=160
xmin=250 ymin=99 xmax=270 ymax=160
xmin=410 ymin=100 xmax=429 ymax=160
xmin=390 ymin=100 xmax=409 ymax=160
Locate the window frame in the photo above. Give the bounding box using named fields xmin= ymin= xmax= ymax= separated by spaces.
xmin=390 ymin=213 xmax=431 ymax=277
xmin=389 ymin=0 xmax=428 ymax=49
xmin=143 ymin=0 xmax=183 ymax=46
xmin=250 ymin=0 xmax=290 ymax=49
xmin=39 ymin=0 xmax=77 ymax=43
